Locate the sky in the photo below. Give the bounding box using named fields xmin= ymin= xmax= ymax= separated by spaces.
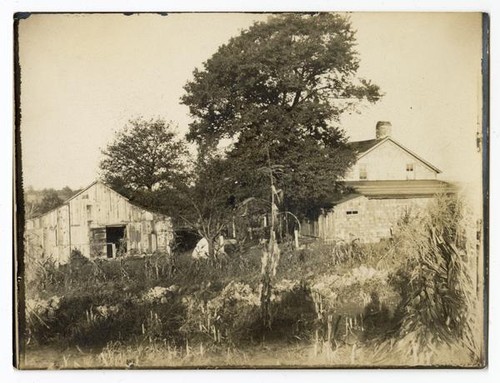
xmin=18 ymin=12 xmax=483 ymax=194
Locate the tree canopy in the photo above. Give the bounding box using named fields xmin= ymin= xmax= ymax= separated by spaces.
xmin=36 ymin=190 xmax=64 ymax=215
xmin=100 ymin=118 xmax=188 ymax=196
xmin=182 ymin=13 xmax=381 ymax=218
xmin=226 ymin=132 xmax=355 ymax=218
xmin=182 ymin=13 xmax=380 ymax=147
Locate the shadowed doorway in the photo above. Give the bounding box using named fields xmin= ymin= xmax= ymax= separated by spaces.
xmin=106 ymin=225 xmax=126 ymax=258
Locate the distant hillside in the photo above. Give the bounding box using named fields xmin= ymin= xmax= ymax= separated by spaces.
xmin=24 ymin=186 xmax=81 ymax=218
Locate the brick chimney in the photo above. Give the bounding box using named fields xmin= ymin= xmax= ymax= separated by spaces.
xmin=376 ymin=121 xmax=392 ymax=139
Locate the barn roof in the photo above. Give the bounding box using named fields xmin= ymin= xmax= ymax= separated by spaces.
xmin=64 ymin=180 xmax=100 ymax=203
xmin=348 ymin=137 xmax=442 ymax=174
xmin=344 ymin=179 xmax=457 ymax=199
xmin=28 ymin=180 xmax=168 ymax=220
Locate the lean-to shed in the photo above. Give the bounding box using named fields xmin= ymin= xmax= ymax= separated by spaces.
xmin=25 ymin=181 xmax=173 ymax=264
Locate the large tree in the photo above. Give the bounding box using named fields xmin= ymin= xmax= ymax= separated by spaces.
xmin=182 ymin=13 xmax=381 ymax=218
xmin=100 ymin=118 xmax=188 ymax=198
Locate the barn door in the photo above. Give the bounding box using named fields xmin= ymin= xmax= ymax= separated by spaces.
xmin=90 ymin=228 xmax=106 ymax=257
xmin=106 ymin=226 xmax=126 ymax=258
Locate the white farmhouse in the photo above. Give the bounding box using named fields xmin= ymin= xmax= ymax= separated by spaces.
xmin=301 ymin=121 xmax=455 ymax=243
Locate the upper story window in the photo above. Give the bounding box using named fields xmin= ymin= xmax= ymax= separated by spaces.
xmin=406 ymin=163 xmax=415 ymax=180
xmin=359 ymin=164 xmax=367 ymax=180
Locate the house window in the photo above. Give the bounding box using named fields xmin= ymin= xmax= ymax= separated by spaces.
xmin=346 ymin=210 xmax=359 ymax=215
xmin=359 ymin=164 xmax=367 ymax=180
xmin=406 ymin=163 xmax=415 ymax=180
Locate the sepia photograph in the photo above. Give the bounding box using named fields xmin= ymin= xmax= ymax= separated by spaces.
xmin=14 ymin=11 xmax=488 ymax=369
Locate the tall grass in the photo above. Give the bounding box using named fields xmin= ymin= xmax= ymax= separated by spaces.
xmin=23 ymin=194 xmax=483 ymax=367
xmin=375 ymin=195 xmax=483 ymax=365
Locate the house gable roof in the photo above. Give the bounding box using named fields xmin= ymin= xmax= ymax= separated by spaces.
xmin=348 ymin=137 xmax=442 ymax=174
xmin=347 ymin=138 xmax=384 ymax=154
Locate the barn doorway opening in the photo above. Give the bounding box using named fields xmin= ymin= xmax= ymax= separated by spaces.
xmin=106 ymin=225 xmax=126 ymax=258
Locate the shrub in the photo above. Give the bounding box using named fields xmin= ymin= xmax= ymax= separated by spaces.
xmin=268 ymin=280 xmax=317 ymax=340
xmin=180 ymin=281 xmax=261 ymax=344
xmin=25 ymin=295 xmax=62 ymax=344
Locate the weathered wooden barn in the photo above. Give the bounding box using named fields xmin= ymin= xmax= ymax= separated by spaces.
xmin=301 ymin=121 xmax=456 ymax=243
xmin=25 ymin=181 xmax=173 ymax=264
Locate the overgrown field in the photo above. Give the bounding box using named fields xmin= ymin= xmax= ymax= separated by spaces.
xmin=21 ymin=196 xmax=485 ymax=368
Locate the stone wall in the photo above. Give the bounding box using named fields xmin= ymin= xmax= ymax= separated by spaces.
xmin=317 ymin=196 xmax=432 ymax=243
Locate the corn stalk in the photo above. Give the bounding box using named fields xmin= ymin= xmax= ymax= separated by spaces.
xmin=259 ymin=145 xmax=283 ymax=329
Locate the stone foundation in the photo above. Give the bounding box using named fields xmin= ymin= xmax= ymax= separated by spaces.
xmin=304 ymin=196 xmax=433 ymax=243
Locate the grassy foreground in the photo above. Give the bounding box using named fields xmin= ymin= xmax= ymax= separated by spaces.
xmin=22 ymin=196 xmax=485 ymax=369
xmin=22 ymin=338 xmax=476 ymax=369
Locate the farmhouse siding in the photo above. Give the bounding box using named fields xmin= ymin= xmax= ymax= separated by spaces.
xmin=344 ymin=140 xmax=438 ymax=181
xmin=25 ymin=181 xmax=173 ymax=264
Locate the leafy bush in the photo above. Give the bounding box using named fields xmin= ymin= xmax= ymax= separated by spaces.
xmin=268 ymin=280 xmax=317 ymax=340
xmin=180 ymin=281 xmax=261 ymax=344
xmin=25 ymin=295 xmax=62 ymax=344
